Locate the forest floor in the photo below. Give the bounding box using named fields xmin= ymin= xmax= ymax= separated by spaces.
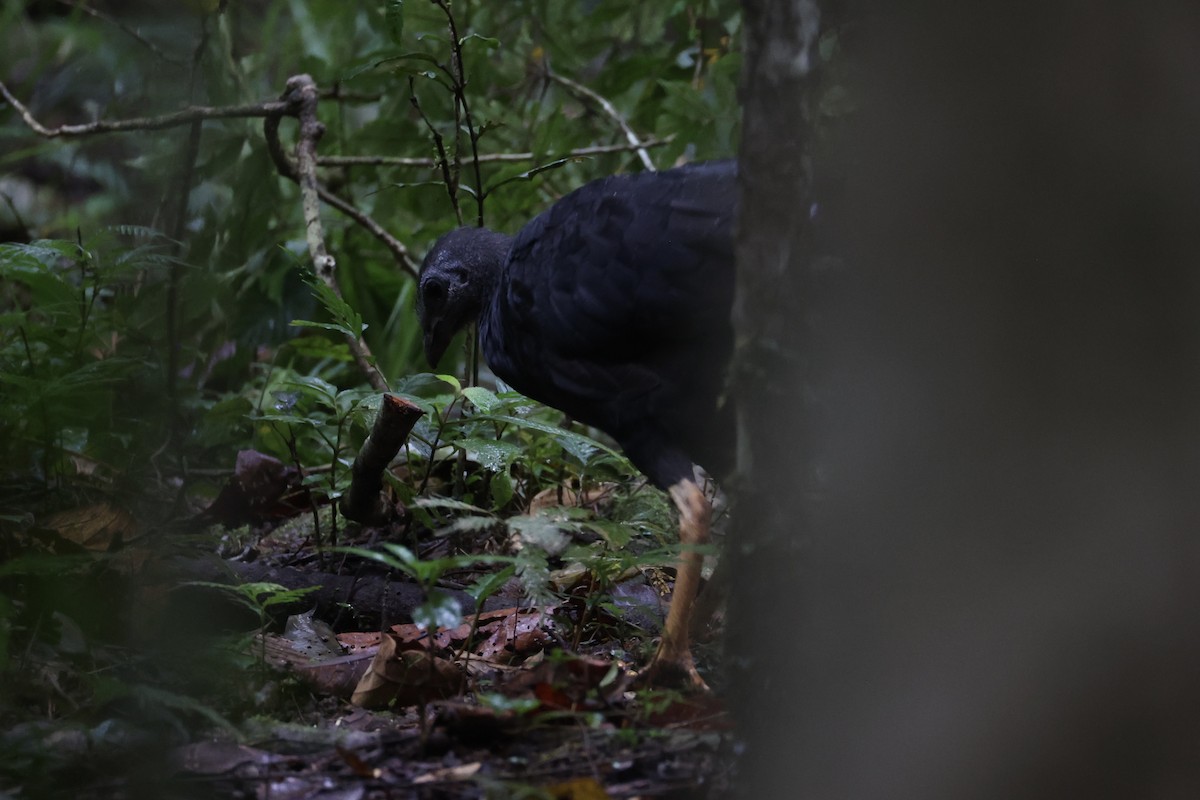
xmin=2 ymin=472 xmax=736 ymax=799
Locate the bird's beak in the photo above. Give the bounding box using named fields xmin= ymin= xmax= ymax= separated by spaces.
xmin=423 ymin=324 xmax=450 ymax=368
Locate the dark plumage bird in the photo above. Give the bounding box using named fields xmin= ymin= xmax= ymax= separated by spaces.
xmin=418 ymin=160 xmax=737 ymax=687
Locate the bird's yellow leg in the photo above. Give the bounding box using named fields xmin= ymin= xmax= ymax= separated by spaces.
xmin=643 ymin=477 xmax=711 ymax=691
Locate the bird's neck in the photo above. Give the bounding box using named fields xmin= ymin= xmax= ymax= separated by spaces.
xmin=459 ymin=228 xmax=512 ymax=328
xmin=466 ymin=228 xmax=512 ymax=300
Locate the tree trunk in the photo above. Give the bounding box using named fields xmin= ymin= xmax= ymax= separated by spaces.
xmin=732 ymin=2 xmax=1200 ymax=797
xmin=728 ymin=0 xmax=821 ymax=794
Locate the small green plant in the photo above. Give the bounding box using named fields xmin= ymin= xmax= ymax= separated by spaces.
xmin=183 ymin=580 xmax=319 ymax=670
xmin=249 ymin=370 xmax=376 ymax=546
xmin=0 ymin=233 xmax=180 ymax=496
xmin=339 ymin=540 xmax=514 ymax=633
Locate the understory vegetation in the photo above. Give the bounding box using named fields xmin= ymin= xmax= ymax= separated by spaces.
xmin=0 ymin=1 xmax=742 ymax=796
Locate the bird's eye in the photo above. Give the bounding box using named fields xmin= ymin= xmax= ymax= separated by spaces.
xmin=422 ymin=281 xmax=447 ymax=310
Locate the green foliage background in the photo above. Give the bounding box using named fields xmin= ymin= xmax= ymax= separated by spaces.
xmin=0 ymin=6 xmax=741 ymax=787
xmin=0 ymin=0 xmax=740 ymax=503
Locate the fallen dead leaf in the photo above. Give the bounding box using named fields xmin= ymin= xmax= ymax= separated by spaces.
xmin=529 ymin=484 xmax=617 ymax=514
xmin=544 ymin=776 xmax=612 ymax=800
xmin=350 ymin=633 xmax=465 ymax=709
xmin=412 ymin=762 xmax=482 ymax=784
xmin=475 ymin=607 xmax=552 ymax=662
xmin=40 ymin=503 xmax=138 ymax=551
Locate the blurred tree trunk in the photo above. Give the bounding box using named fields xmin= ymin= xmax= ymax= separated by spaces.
xmin=732 ymin=2 xmax=1200 ymax=798
xmin=728 ymin=0 xmax=821 ymax=795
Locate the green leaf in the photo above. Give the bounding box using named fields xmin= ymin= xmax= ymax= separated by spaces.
xmin=340 ymin=543 xmax=421 ymax=579
xmin=254 ymin=413 xmax=317 ymax=427
xmin=513 ymin=547 xmax=555 ymax=606
xmin=290 ymin=319 xmax=359 ymax=338
xmin=469 ymin=413 xmax=627 ymax=467
xmin=386 ymin=0 xmax=405 ymax=45
xmin=468 ymin=564 xmax=516 ymax=607
xmin=508 ymin=513 xmax=569 ymax=557
xmin=461 ymin=385 xmax=502 ymax=413
xmin=285 ymin=374 xmax=340 ymax=402
xmin=490 ymin=469 xmax=514 ymax=509
xmin=413 ymin=588 xmax=463 ymax=632
xmin=459 ymin=33 xmax=500 ymax=49
xmin=301 ymin=274 xmax=365 ymax=342
xmin=435 ymin=514 xmax=499 ymax=537
xmin=413 ymin=497 xmax=491 ymax=515
xmin=456 ymin=437 xmax=522 ymax=471
xmin=434 ymin=373 xmax=462 ymax=394
xmin=285 ymin=335 xmax=354 ymax=362
xmin=475 ymin=692 xmax=540 ymax=715
xmin=585 ymin=519 xmax=634 ymax=549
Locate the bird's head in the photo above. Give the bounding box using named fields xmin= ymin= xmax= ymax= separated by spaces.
xmin=417 ymin=227 xmax=512 ymax=367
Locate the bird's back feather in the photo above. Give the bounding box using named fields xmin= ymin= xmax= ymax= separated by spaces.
xmin=481 ymin=160 xmax=737 ymax=488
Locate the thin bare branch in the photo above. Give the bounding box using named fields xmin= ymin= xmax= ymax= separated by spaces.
xmin=319 ymin=87 xmax=382 ymax=104
xmin=315 ymin=185 xmax=421 ymax=278
xmin=409 ymin=77 xmax=462 ymax=225
xmin=0 ymin=80 xmax=288 ymax=138
xmin=316 ymin=138 xmax=673 ymax=168
xmin=546 ymin=70 xmax=657 ymax=172
xmin=273 ymin=74 xmax=389 ymax=393
xmin=264 ymin=91 xmax=420 ymax=279
xmin=432 ymin=0 xmax=486 ymax=227
xmin=53 ymin=0 xmax=186 ymax=67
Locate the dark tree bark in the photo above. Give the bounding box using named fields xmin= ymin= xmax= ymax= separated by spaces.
xmin=728 ymin=0 xmax=821 ymax=794
xmin=733 ymin=2 xmax=1200 ymax=797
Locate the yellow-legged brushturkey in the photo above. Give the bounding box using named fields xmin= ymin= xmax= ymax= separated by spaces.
xmin=418 ymin=160 xmax=737 ymax=688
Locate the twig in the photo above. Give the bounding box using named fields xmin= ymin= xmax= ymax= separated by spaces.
xmin=163 ymin=118 xmax=203 ymax=427
xmin=433 ymin=0 xmax=486 ymax=226
xmin=0 ymin=80 xmax=288 ymax=138
xmin=340 ymin=394 xmax=425 ymax=526
xmin=317 ymin=138 xmax=673 ymax=168
xmin=546 ymin=70 xmax=656 ymax=172
xmin=0 ymin=78 xmax=421 ymax=278
xmin=269 ymin=74 xmax=389 ymax=393
xmin=319 ymin=87 xmax=382 ymax=104
xmin=687 ymin=7 xmax=705 ymax=89
xmin=432 ymin=0 xmax=487 ymax=393
xmin=263 ymin=88 xmax=420 ymax=279
xmin=318 ymin=184 xmax=421 ymax=277
xmin=53 ymin=0 xmax=186 ymax=67
xmin=163 ymin=18 xmax=211 ymax=429
xmin=409 ymin=78 xmax=462 ymax=225
xmin=1 ymin=74 xmax=420 ymax=387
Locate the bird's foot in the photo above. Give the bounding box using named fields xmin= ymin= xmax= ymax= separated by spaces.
xmin=637 ymin=649 xmax=710 ymax=693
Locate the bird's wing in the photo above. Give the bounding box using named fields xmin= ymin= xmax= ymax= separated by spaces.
xmin=501 ymin=160 xmax=736 ymax=359
xmin=482 ymin=161 xmax=736 ymax=467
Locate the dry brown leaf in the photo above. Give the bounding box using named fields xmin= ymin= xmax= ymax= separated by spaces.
xmin=40 ymin=503 xmax=138 ymax=551
xmin=172 ymin=741 xmax=280 ymax=775
xmin=336 ymin=631 xmax=383 ymax=651
xmin=350 ymin=633 xmax=465 ymax=708
xmin=387 ymin=620 xmax=472 ymax=650
xmin=475 ymin=608 xmax=552 ymax=662
xmin=544 ymin=777 xmax=611 ymax=800
xmin=529 ymin=483 xmax=617 ymax=514
xmin=256 ymin=633 xmax=374 ymax=698
xmin=335 ymin=745 xmax=379 ymax=779
xmin=412 ymin=762 xmax=482 ymax=785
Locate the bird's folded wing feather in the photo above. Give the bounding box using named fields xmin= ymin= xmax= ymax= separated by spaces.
xmin=501 ymin=161 xmax=737 ymax=359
